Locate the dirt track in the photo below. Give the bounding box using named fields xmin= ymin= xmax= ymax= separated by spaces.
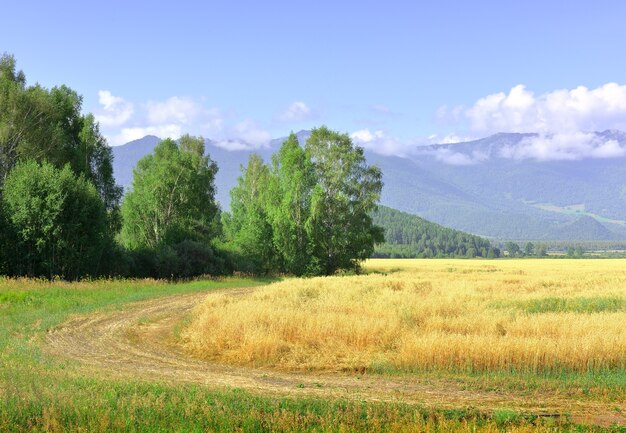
xmin=46 ymin=287 xmax=625 ymax=427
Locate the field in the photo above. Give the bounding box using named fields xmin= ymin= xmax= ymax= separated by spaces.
xmin=184 ymin=259 xmax=626 ymax=374
xmin=1 ymin=260 xmax=625 ymax=432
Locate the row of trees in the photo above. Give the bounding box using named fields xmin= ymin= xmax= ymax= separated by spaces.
xmin=2 ymin=53 xmax=520 ymax=280
xmin=0 ymin=54 xmax=383 ymax=279
xmin=502 ymin=241 xmax=589 ymax=258
xmin=224 ymin=129 xmax=383 ymax=275
xmin=117 ymin=128 xmax=382 ymax=277
xmin=501 ymin=241 xmax=548 ymax=257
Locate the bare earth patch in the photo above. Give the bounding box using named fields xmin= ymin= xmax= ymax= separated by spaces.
xmin=46 ymin=288 xmax=625 ymax=428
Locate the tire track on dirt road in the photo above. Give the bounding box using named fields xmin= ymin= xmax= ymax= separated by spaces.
xmin=45 ymin=287 xmax=625 ymax=427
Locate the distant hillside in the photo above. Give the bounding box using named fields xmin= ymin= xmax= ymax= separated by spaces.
xmin=372 ymin=205 xmax=499 ymax=258
xmin=111 ymin=130 xmax=626 ymax=241
xmin=366 ymin=131 xmax=626 ymax=240
xmin=112 ymin=135 xmax=161 ymax=187
xmin=549 ymin=216 xmax=619 ymax=241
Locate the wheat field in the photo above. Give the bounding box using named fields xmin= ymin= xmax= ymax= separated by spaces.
xmin=182 ymin=259 xmax=626 ymax=374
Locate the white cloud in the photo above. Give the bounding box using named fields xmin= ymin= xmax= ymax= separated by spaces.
xmin=213 ymin=140 xmax=256 ymax=151
xmin=94 ymin=90 xmax=134 ymax=127
xmin=100 ymin=94 xmax=274 ymax=149
xmin=143 ymin=97 xmax=225 ymax=138
xmin=146 ymin=97 xmax=207 ymax=125
xmin=499 ymin=132 xmax=626 ymax=161
xmin=414 ymin=83 xmax=626 ymax=164
xmin=350 ymin=129 xmax=414 ymax=156
xmin=428 ymin=148 xmax=483 ymax=166
xmin=278 ymin=101 xmax=315 ymax=122
xmin=351 ymin=129 xmax=385 ymax=143
xmin=415 ymin=131 xmax=626 ymax=165
xmin=465 ymin=83 xmax=626 ymax=134
xmin=350 ymin=129 xmax=477 ymax=157
xmin=109 ymin=125 xmax=184 ymax=146
xmin=232 ymin=120 xmax=271 ymax=146
xmin=213 ymin=120 xmax=272 ymax=151
xmin=593 ymin=139 xmax=626 ymax=158
xmin=425 ymin=133 xmax=472 ymax=145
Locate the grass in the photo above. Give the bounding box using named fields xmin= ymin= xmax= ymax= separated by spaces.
xmin=1 ymin=377 xmax=597 ymax=432
xmin=184 ymin=259 xmax=626 ymax=379
xmin=514 ymin=296 xmax=626 ymax=314
xmin=0 ymin=268 xmax=624 ymax=431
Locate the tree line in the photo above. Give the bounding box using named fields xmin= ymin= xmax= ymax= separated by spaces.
xmin=0 ymin=54 xmax=383 ymax=279
xmin=498 ymin=241 xmax=590 ymax=258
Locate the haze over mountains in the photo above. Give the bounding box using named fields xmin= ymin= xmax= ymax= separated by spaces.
xmin=112 ymin=131 xmax=626 ymax=241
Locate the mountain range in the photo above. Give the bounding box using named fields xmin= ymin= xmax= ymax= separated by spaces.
xmin=111 ymin=131 xmax=626 ymax=241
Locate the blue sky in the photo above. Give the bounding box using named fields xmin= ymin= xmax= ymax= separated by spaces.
xmin=4 ymin=0 xmax=626 ymax=157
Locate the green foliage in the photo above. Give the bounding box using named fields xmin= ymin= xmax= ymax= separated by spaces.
xmin=505 ymin=241 xmax=522 ymax=257
xmin=0 ymin=205 xmax=8 ymax=274
xmin=0 ymin=53 xmax=121 ymax=211
xmin=305 ymin=127 xmax=384 ymax=274
xmin=372 ymin=206 xmax=499 ymax=258
xmin=223 ymin=154 xmax=278 ymax=274
xmin=524 ymin=242 xmax=535 ymax=256
xmin=520 ymin=297 xmax=625 ymax=314
xmin=0 ymin=54 xmax=121 ymax=279
xmin=119 ymin=135 xmax=229 ymax=278
xmin=1 ymin=161 xmax=110 ymax=279
xmin=562 ymin=245 xmax=586 ymax=258
xmin=536 ymin=243 xmax=548 ymax=257
xmin=267 ymin=133 xmax=316 ymax=276
xmin=78 ymin=114 xmax=123 ymax=224
xmin=224 ymin=128 xmax=383 ymax=275
xmin=0 ymin=58 xmax=232 ymax=279
xmin=529 ymin=239 xmax=626 ymax=255
xmin=121 ymin=135 xmax=220 ymax=250
xmin=126 ymin=241 xmax=232 ymax=279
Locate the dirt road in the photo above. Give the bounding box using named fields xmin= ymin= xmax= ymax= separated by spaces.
xmin=45 ymin=287 xmax=625 ymax=427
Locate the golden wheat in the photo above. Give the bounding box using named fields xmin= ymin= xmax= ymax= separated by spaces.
xmin=182 ymin=259 xmax=626 ymax=373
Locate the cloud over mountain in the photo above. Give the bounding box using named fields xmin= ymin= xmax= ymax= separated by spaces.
xmin=96 ymin=82 xmax=626 ymax=161
xmin=427 ymin=83 xmax=626 ymax=163
xmin=350 ymin=129 xmax=472 ymax=157
xmin=350 ymin=129 xmax=408 ymax=156
xmin=499 ymin=132 xmax=626 ymax=162
xmin=465 ymin=83 xmax=626 ymax=134
xmin=95 ymin=92 xmax=271 ymax=149
xmin=214 ymin=120 xmax=272 ymax=151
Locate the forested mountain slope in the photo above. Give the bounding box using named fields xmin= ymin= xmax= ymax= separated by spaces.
xmin=372 ymin=205 xmax=499 ymax=258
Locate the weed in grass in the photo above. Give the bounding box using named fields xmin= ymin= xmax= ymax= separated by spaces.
xmin=520 ymin=296 xmax=626 ymax=314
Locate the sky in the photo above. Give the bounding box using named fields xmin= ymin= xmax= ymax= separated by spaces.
xmin=4 ymin=0 xmax=626 ymax=160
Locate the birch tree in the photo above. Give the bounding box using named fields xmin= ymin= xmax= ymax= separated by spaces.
xmin=120 ymin=135 xmax=219 ymax=249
